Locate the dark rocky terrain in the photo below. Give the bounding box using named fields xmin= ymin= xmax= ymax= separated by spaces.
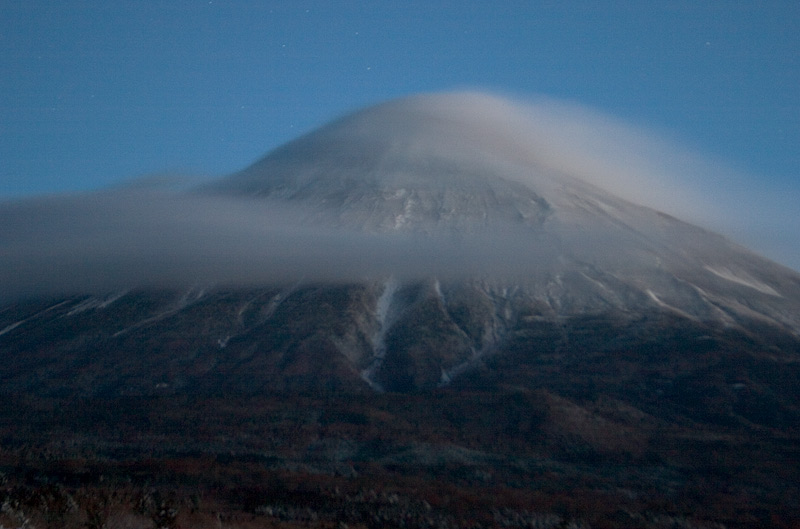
xmin=1 ymin=93 xmax=799 ymax=527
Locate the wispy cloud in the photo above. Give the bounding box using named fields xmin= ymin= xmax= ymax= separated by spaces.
xmin=0 ymin=190 xmax=560 ymax=299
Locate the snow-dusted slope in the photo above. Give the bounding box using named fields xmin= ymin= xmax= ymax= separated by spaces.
xmin=211 ymin=93 xmax=800 ymax=336
xmin=211 ymin=95 xmax=555 ymax=233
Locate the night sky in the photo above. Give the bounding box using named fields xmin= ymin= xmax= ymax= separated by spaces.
xmin=1 ymin=1 xmax=798 ymax=268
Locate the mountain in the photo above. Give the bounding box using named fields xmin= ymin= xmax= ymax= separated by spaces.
xmin=2 ymin=93 xmax=800 ymax=527
xmin=2 ymin=92 xmax=800 ymax=398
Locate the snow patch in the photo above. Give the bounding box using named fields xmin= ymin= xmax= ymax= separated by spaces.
xmin=579 ymin=272 xmax=613 ymax=294
xmin=113 ymin=287 xmax=207 ymax=337
xmin=646 ymin=289 xmax=696 ymax=320
xmin=587 ymin=198 xmax=623 ymax=220
xmin=433 ymin=279 xmax=445 ymax=304
xmin=0 ymin=300 xmax=72 ymax=337
xmin=392 ymin=195 xmax=416 ymax=229
xmin=66 ymin=291 xmax=129 ymax=316
xmin=374 ymin=277 xmax=400 ymax=337
xmin=704 ymin=266 xmax=781 ymax=297
xmin=361 ymin=277 xmax=402 ymax=391
xmin=0 ymin=320 xmax=25 ymax=337
xmin=646 ymin=289 xmax=663 ymax=306
xmin=177 ymin=287 xmax=206 ymax=306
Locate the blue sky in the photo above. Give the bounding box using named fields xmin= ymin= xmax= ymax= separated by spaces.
xmin=1 ymin=1 xmax=799 ymax=267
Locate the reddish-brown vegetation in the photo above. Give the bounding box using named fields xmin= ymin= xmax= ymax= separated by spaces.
xmin=1 ymin=388 xmax=798 ymax=528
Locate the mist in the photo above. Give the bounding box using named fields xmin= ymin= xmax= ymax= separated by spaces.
xmin=505 ymin=94 xmax=800 ymax=270
xmin=0 ymin=190 xmax=561 ymax=300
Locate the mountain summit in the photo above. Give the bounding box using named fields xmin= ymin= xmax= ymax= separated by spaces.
xmin=213 ymin=93 xmax=560 ymax=229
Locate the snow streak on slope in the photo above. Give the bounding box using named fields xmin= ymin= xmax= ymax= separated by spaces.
xmin=704 ymin=266 xmax=782 ymax=297
xmin=0 ymin=300 xmax=73 ymax=337
xmin=362 ymin=277 xmax=402 ymax=391
xmin=66 ymin=291 xmax=129 ymax=316
xmin=112 ymin=287 xmax=206 ymax=337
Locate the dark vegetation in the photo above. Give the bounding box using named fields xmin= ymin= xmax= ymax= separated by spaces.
xmin=1 ymin=387 xmax=798 ymax=528
xmin=1 ymin=290 xmax=799 ymax=527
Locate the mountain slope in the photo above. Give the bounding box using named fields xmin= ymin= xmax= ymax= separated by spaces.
xmin=212 ymin=93 xmax=800 ymax=326
xmin=203 ymin=93 xmax=800 ymax=391
xmin=2 ymin=92 xmax=800 ymax=398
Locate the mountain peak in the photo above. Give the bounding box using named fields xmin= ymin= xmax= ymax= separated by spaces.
xmin=213 ymin=92 xmax=571 ymax=232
